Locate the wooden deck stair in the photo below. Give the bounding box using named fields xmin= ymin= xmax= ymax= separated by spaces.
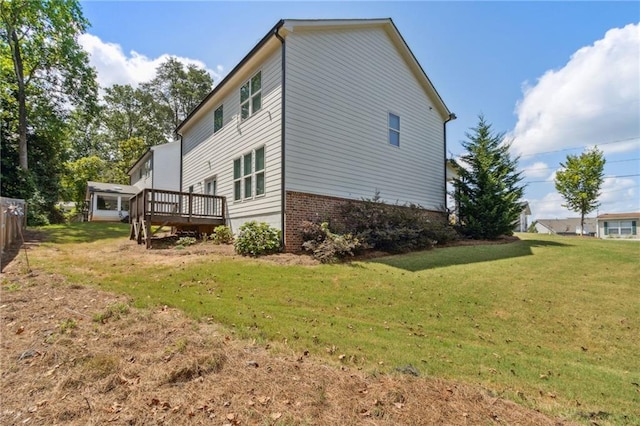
xmin=129 ymin=189 xmax=225 ymax=248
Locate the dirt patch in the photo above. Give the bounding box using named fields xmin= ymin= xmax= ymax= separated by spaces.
xmin=1 ymin=232 xmax=573 ymax=425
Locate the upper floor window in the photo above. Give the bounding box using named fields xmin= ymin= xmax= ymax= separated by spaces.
xmin=388 ymin=113 xmax=400 ymax=147
xmin=138 ymin=158 xmax=152 ymax=180
xmin=241 ymin=71 xmax=262 ymax=120
xmin=214 ymin=105 xmax=223 ymax=133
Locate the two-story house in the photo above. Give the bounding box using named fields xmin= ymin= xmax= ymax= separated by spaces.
xmin=175 ymin=18 xmax=455 ymax=250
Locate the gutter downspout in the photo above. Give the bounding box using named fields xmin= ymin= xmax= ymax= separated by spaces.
xmin=443 ymin=112 xmax=456 ymax=216
xmin=178 ymin=134 xmax=184 ymax=193
xmin=275 ymin=27 xmax=286 ymax=250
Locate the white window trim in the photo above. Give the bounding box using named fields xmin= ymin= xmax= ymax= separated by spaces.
xmin=233 ymin=146 xmax=266 ymax=202
xmin=606 ymin=220 xmax=635 ymax=236
xmin=240 ymin=71 xmax=262 ymax=122
xmin=388 ymin=112 xmax=400 ymax=147
xmin=204 ymin=176 xmax=217 ymax=195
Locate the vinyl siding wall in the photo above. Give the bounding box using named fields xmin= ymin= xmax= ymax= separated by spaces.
xmin=152 ymin=142 xmax=181 ymax=191
xmin=284 ymin=27 xmax=446 ymax=209
xmin=130 ymin=158 xmax=152 ymax=190
xmin=181 ymin=49 xmax=283 ymax=232
xmin=130 ymin=142 xmax=181 ymax=191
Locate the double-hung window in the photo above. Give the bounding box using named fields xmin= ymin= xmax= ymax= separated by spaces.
xmin=388 ymin=113 xmax=400 ymax=147
xmin=233 ymin=146 xmax=266 ymax=201
xmin=214 ymin=105 xmax=223 ymax=133
xmin=233 ymin=159 xmax=242 ymax=201
xmin=243 ymin=152 xmax=253 ymax=198
xmin=255 ymin=147 xmax=265 ymax=196
xmin=604 ymin=220 xmax=636 ymax=236
xmin=240 ymin=71 xmax=262 ymax=120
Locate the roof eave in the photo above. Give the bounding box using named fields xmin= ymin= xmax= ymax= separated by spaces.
xmin=176 ymin=19 xmax=285 ymax=135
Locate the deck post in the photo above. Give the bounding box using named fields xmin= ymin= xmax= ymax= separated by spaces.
xmin=148 ymin=189 xmax=155 ymax=248
xmin=188 ymin=191 xmax=193 ymax=222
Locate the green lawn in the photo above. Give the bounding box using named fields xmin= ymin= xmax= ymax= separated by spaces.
xmin=20 ymin=223 xmax=640 ymax=424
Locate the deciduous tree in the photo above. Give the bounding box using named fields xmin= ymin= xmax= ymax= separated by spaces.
xmin=0 ymin=0 xmax=97 ymax=171
xmin=554 ymin=147 xmax=605 ymax=236
xmin=142 ymin=57 xmax=213 ymax=139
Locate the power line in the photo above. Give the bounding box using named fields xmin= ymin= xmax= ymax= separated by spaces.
xmin=522 ymin=158 xmax=640 ymax=173
xmin=526 ymin=185 xmax=639 ymax=205
xmin=518 ymin=136 xmax=639 ymax=158
xmin=524 ymin=173 xmax=640 ymax=185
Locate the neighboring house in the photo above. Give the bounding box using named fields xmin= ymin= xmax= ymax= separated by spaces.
xmin=515 ymin=201 xmax=531 ymax=233
xmin=86 ymin=181 xmax=138 ymax=222
xmin=86 ymin=142 xmax=181 ymax=223
xmin=596 ymin=212 xmax=639 ymax=239
xmin=534 ymin=218 xmax=597 ymax=236
xmin=128 ymin=141 xmax=181 ymax=191
xmin=176 ymin=18 xmax=455 ymax=250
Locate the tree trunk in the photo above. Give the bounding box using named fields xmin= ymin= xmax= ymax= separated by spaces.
xmin=10 ymin=27 xmax=28 ymax=171
xmin=580 ymin=211 xmax=585 ymax=237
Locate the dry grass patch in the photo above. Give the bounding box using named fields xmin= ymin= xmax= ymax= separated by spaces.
xmin=0 ymin=267 xmax=570 ymax=426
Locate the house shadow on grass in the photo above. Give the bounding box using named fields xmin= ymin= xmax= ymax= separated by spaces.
xmin=368 ymin=239 xmax=571 ymax=272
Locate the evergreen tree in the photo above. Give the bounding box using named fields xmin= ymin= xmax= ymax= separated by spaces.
xmin=452 ymin=115 xmax=526 ymax=239
xmin=554 ymin=147 xmax=605 ymax=236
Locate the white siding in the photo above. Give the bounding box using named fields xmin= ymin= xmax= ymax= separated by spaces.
xmin=181 ymin=49 xmax=283 ymax=232
xmin=89 ymin=192 xmax=132 ymax=222
xmin=284 ymin=27 xmax=446 ymax=209
xmin=152 ymin=141 xmax=181 ymax=191
xmin=130 ymin=142 xmax=181 ymax=191
xmin=130 ymin=159 xmax=152 ymax=190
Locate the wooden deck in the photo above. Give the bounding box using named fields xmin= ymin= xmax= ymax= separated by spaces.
xmin=129 ymin=188 xmax=226 ymax=248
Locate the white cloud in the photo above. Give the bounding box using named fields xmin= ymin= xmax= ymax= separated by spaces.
xmin=599 ymin=176 xmax=638 ymax=213
xmin=521 ymin=161 xmax=549 ymax=179
xmin=510 ymin=23 xmax=640 ymax=157
xmin=79 ymin=33 xmax=224 ymax=89
xmin=529 ymin=176 xmax=638 ymax=221
xmin=530 ymin=191 xmax=572 ymax=220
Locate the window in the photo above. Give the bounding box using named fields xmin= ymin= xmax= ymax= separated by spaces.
xmin=214 ymin=105 xmax=223 ymax=133
xmin=240 ymin=71 xmax=262 ymax=120
xmin=244 ymin=152 xmax=253 ymax=198
xmin=388 ymin=113 xmax=400 ymax=147
xmin=204 ymin=177 xmax=217 ymax=215
xmin=138 ymin=158 xmax=152 ymax=180
xmin=605 ymin=220 xmax=636 ymax=236
xmin=255 ymin=147 xmax=265 ymax=196
xmin=205 ymin=177 xmax=217 ymax=196
xmin=233 ymin=159 xmax=242 ymax=201
xmin=97 ymin=195 xmax=118 ymax=211
xmin=233 ymin=146 xmax=266 ymax=201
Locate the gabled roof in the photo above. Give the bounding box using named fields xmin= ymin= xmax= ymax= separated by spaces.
xmin=86 ymin=181 xmax=138 ymax=196
xmin=536 ymin=218 xmax=597 ymax=233
xmin=176 ymin=18 xmax=452 ymax=134
xmin=127 ymin=141 xmax=180 ymax=176
xmin=597 ymin=212 xmax=640 ymax=220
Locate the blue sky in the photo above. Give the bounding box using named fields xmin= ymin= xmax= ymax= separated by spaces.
xmin=80 ymin=1 xmax=640 ymax=220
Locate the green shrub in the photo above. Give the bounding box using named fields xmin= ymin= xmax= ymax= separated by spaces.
xmin=234 ymin=221 xmax=281 ymax=256
xmin=176 ymin=236 xmax=197 ymax=247
xmin=301 ymin=222 xmax=362 ymax=263
xmin=212 ymin=225 xmax=233 ymax=245
xmin=340 ymin=193 xmax=457 ymax=253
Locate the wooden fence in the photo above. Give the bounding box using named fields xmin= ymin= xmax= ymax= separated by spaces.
xmin=1 ymin=196 xmax=26 ymax=258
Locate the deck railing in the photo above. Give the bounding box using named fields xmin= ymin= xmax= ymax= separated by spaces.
xmin=130 ymin=188 xmax=225 ymax=223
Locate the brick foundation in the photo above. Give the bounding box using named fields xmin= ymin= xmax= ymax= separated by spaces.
xmin=284 ymin=191 xmax=446 ymax=252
